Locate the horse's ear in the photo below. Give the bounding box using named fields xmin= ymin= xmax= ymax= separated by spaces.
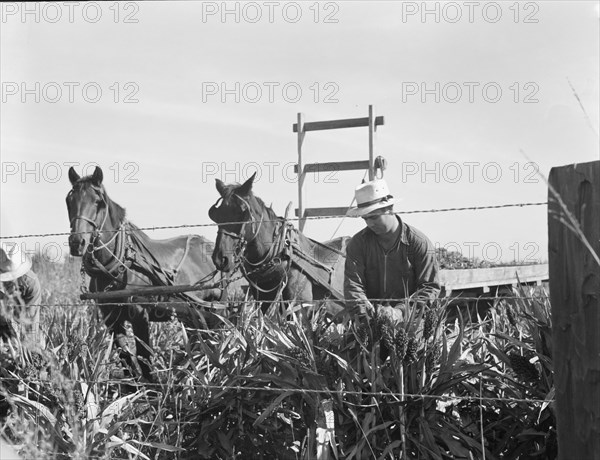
xmin=215 ymin=179 xmax=227 ymax=197
xmin=237 ymin=172 xmax=256 ymax=196
xmin=91 ymin=166 xmax=103 ymax=186
xmin=68 ymin=167 xmax=80 ymax=185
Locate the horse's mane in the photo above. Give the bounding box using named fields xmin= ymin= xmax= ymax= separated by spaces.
xmin=252 ymin=194 xmax=280 ymax=221
xmin=224 ymin=183 xmax=281 ymax=222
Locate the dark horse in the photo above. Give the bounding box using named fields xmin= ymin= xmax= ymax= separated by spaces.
xmin=209 ymin=173 xmax=347 ymax=314
xmin=67 ymin=166 xmax=221 ymax=380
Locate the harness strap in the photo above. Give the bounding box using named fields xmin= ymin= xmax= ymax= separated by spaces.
xmin=307 ymin=237 xmax=347 ymax=257
xmin=83 ymin=223 xmax=131 ymax=288
xmin=173 ymin=235 xmax=193 ymax=280
xmin=128 ymin=230 xmax=177 ymax=286
xmin=213 ymin=195 xmax=345 ymax=300
xmin=286 ymin=228 xmax=346 ymax=301
xmin=71 ymin=215 xmax=98 ymax=228
xmin=290 ymin=257 xmax=345 ymax=302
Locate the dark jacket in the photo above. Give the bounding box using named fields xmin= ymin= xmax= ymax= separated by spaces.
xmin=344 ymin=217 xmax=440 ymax=315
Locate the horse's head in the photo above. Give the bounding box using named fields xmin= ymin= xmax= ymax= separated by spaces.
xmin=66 ymin=166 xmax=108 ymax=256
xmin=208 ymin=173 xmax=260 ymax=272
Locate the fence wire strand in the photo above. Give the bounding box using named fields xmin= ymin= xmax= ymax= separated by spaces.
xmin=0 ymin=199 xmax=552 ymax=456
xmin=0 ymin=376 xmax=554 ymax=406
xmin=22 ymin=294 xmax=549 ymax=309
xmin=0 ymin=201 xmax=548 ymax=240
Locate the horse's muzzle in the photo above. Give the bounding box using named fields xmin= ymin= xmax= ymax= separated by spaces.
xmin=212 ymin=253 xmax=232 ymax=272
xmin=69 ymin=235 xmax=87 ymax=257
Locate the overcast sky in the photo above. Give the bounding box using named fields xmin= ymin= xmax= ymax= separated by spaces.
xmin=1 ymin=1 xmax=599 ymax=265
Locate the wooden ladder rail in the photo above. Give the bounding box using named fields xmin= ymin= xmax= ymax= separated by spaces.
xmin=293 ymin=105 xmax=385 ymax=231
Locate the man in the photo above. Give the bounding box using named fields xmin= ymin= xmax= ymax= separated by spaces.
xmin=344 ymin=179 xmax=440 ymax=320
xmin=0 ymin=244 xmax=42 ymax=346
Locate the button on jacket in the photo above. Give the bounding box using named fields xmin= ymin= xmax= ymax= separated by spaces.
xmin=344 ymin=217 xmax=440 ymax=315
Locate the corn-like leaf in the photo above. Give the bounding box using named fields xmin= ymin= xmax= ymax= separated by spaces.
xmin=378 ymin=440 xmax=401 ymax=459
xmin=217 ymin=431 xmax=233 ymax=454
xmin=253 ymin=390 xmax=295 ymax=426
xmin=128 ymin=439 xmax=185 ymax=453
xmin=417 ymin=416 xmax=444 ymax=459
xmin=10 ymin=393 xmax=57 ymax=425
xmin=107 ymin=435 xmax=150 ymax=460
xmin=78 ymin=380 xmax=100 ymax=437
xmin=10 ymin=394 xmax=74 ymax=451
xmin=100 ymin=390 xmax=149 ymax=430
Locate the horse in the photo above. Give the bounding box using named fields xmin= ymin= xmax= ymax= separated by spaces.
xmin=66 ymin=166 xmax=223 ymax=381
xmin=208 ymin=173 xmax=348 ymax=316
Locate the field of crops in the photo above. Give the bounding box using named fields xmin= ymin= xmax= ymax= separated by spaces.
xmin=0 ymin=255 xmax=556 ymax=459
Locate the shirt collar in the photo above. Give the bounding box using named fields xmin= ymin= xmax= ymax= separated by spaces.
xmin=397 ymin=216 xmax=409 ymax=245
xmin=364 ymin=215 xmax=409 ymax=247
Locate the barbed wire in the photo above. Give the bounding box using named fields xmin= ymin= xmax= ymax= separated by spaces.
xmin=0 ymin=201 xmax=548 ymax=240
xmin=22 ymin=455 xmax=138 ymax=460
xmin=0 ymin=376 xmax=554 ymax=406
xmin=0 ymin=194 xmax=552 ymax=449
xmin=24 ymin=294 xmax=550 ymax=309
xmin=26 ymin=455 xmax=160 ymax=460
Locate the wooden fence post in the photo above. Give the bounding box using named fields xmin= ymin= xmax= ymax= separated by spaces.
xmin=548 ymin=160 xmax=599 ymax=459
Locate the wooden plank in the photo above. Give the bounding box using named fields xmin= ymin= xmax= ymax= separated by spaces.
xmin=439 ymin=264 xmax=549 ymax=290
xmin=80 ymin=283 xmax=218 ymax=304
xmin=368 ymin=105 xmax=375 ymax=180
xmin=548 ymin=160 xmax=600 ymax=460
xmin=292 ymin=116 xmax=384 ymax=133
xmin=295 ymin=207 xmax=349 ymax=218
xmin=297 ymin=113 xmax=306 ymax=232
xmin=293 ymin=160 xmax=370 ymax=174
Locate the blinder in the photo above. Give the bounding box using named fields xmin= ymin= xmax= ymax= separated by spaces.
xmin=208 ymin=197 xmax=223 ymax=223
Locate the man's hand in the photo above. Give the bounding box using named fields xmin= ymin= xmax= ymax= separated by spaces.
xmin=376 ymin=304 xmax=406 ymax=326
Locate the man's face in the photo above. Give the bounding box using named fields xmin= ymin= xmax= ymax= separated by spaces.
xmin=362 ymin=208 xmax=397 ymax=235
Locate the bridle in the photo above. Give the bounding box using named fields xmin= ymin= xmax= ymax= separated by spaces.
xmin=210 ymin=194 xmax=292 ymax=295
xmin=67 ymin=186 xmax=132 ymax=287
xmin=211 ymin=195 xmax=265 ymax=260
xmin=67 ymin=187 xmax=109 ymax=246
